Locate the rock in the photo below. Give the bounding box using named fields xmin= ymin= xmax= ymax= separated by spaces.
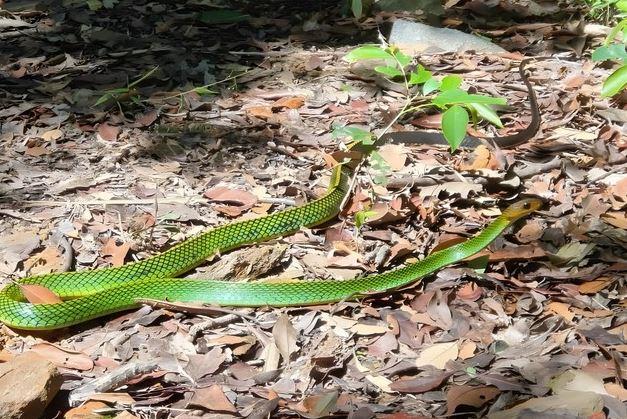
xmin=388 ymin=19 xmax=507 ymax=54
xmin=0 ymin=351 xmax=63 ymax=419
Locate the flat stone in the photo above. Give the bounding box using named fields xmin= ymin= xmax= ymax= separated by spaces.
xmin=388 ymin=19 xmax=507 ymax=54
xmin=0 ymin=352 xmax=63 ymax=419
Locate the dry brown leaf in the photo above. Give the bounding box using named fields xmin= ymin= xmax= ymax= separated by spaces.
xmin=291 ymin=391 xmax=338 ymax=418
xmin=246 ymin=105 xmax=274 ymax=120
xmin=390 ymin=371 xmax=453 ymax=393
xmin=578 ymin=277 xmax=614 ymax=294
xmin=272 ymin=96 xmax=305 ymax=109
xmin=272 ymin=314 xmax=298 ymax=364
xmin=545 ymin=301 xmax=575 ymax=323
xmin=446 ymin=385 xmax=500 ymax=416
xmin=19 ymin=284 xmax=62 ymax=304
xmin=188 ymin=384 xmax=238 ymax=413
xmin=23 ymin=246 xmax=65 ymax=276
xmin=40 ymin=128 xmax=64 ymax=141
xmin=25 ymin=146 xmax=50 ymax=156
xmin=350 ymin=323 xmax=387 ymax=336
xmin=101 ymin=238 xmax=130 ymax=267
xmin=64 ymin=401 xmax=109 ymax=419
xmin=415 ymin=342 xmax=458 ymax=369
xmin=601 ymin=212 xmax=627 ymax=229
xmin=204 ymin=187 xmax=257 ymax=207
xmin=457 ymin=283 xmax=482 ymax=302
xmin=97 ymin=123 xmax=120 ymax=141
xmin=458 ymin=341 xmax=477 ymax=359
xmin=378 ymin=143 xmax=408 ymax=171
xmin=457 ymin=145 xmax=496 ymax=170
xmin=31 ymin=343 xmax=94 ymax=371
xmin=605 ymin=383 xmax=627 ymax=401
xmin=88 ymin=392 xmax=136 ymax=405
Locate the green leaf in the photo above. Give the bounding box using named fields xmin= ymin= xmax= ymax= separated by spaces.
xmin=431 ymin=88 xmax=468 ymax=108
xmin=103 ymin=0 xmax=118 ymax=8
xmin=351 ymin=0 xmax=363 ymax=18
xmin=355 ymin=209 xmax=378 ymax=229
xmin=442 ymin=105 xmax=469 ymax=152
xmin=440 ymin=75 xmax=462 ymax=91
xmin=192 ymin=86 xmax=215 ymax=95
xmin=390 ymin=49 xmax=411 ymax=68
xmin=197 ymin=10 xmax=250 ymax=25
xmin=374 ymin=65 xmax=402 ymax=78
xmin=332 ymin=126 xmax=374 ymax=144
xmin=464 ymin=94 xmax=507 ymax=105
xmin=602 ymin=64 xmax=627 ymax=96
xmin=408 ymin=65 xmax=432 ymax=86
xmin=344 ymin=45 xmax=394 ymax=62
xmin=617 ymin=1 xmax=627 ymax=12
xmin=471 ymin=103 xmax=503 ymax=128
xmin=369 ymin=151 xmax=391 ymax=184
xmin=86 ymin=0 xmax=103 ymax=11
xmin=422 ymin=77 xmax=440 ymax=95
xmin=94 ymin=93 xmax=113 ymax=107
xmin=592 ymin=44 xmax=627 ymax=62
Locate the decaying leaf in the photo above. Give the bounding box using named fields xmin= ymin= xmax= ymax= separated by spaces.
xmin=446 ymin=385 xmax=499 ymax=416
xmin=19 ymin=284 xmax=62 ymax=304
xmin=273 ymin=314 xmax=299 ymax=364
xmin=415 ymin=342 xmax=458 ymax=369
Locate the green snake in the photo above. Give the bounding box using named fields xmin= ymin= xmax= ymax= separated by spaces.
xmin=0 ymin=161 xmax=541 ymax=330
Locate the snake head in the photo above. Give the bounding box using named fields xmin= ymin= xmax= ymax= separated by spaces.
xmin=502 ymin=198 xmax=543 ymax=221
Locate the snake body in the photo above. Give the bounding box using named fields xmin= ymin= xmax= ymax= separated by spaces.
xmin=0 ymin=159 xmax=540 ymax=329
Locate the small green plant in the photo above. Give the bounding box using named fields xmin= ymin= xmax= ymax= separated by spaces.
xmin=344 ymin=45 xmax=507 ymax=152
xmin=582 ymin=0 xmax=625 ymax=22
xmin=331 ymin=126 xmax=391 ymax=185
xmin=94 ymin=66 xmax=159 ymax=111
xmin=591 ymin=1 xmax=627 ymax=97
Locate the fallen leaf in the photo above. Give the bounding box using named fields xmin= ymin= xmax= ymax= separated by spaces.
xmin=246 ymin=105 xmax=274 ymax=120
xmin=446 ymin=385 xmax=500 ymax=416
xmin=97 ymin=123 xmax=120 ymax=141
xmin=88 ymin=392 xmax=136 ymax=405
xmin=101 ymin=238 xmax=130 ymax=267
xmin=486 ymin=391 xmax=604 ymax=419
xmin=366 ymin=374 xmax=393 ymax=393
xmin=273 ymin=96 xmax=305 ymax=109
xmin=19 ymin=284 xmax=62 ymax=304
xmin=273 ymin=314 xmax=298 ymax=364
xmin=188 ymin=384 xmax=238 ymax=413
xmin=415 ymin=342 xmax=458 ymax=369
xmin=40 ymin=128 xmax=64 ymax=141
xmin=25 ymin=146 xmax=50 ymax=156
xmin=457 ymin=283 xmax=482 ymax=302
xmin=64 ymin=401 xmax=109 ymax=419
xmin=390 ymin=371 xmax=453 ymax=393
xmin=291 ymin=391 xmax=338 ymax=418
xmin=378 ymin=143 xmax=408 ymax=171
xmin=605 ymin=383 xmax=627 ymax=401
xmin=601 ymin=212 xmax=627 ymax=229
xmin=578 ymin=277 xmax=614 ymax=294
xmin=350 ymin=323 xmax=388 ymax=336
xmin=31 ymin=343 xmax=94 ymax=370
xmin=458 ymin=341 xmax=477 ymax=359
xmin=545 ymin=302 xmax=575 ymax=323
xmin=23 ymin=246 xmax=65 ymax=275
xmin=204 ymin=187 xmax=257 ymax=207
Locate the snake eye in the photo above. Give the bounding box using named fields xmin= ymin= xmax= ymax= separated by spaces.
xmin=523 ymin=202 xmax=531 ymax=210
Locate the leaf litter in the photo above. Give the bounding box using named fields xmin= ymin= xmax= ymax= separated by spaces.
xmin=0 ymin=1 xmax=625 ymax=418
